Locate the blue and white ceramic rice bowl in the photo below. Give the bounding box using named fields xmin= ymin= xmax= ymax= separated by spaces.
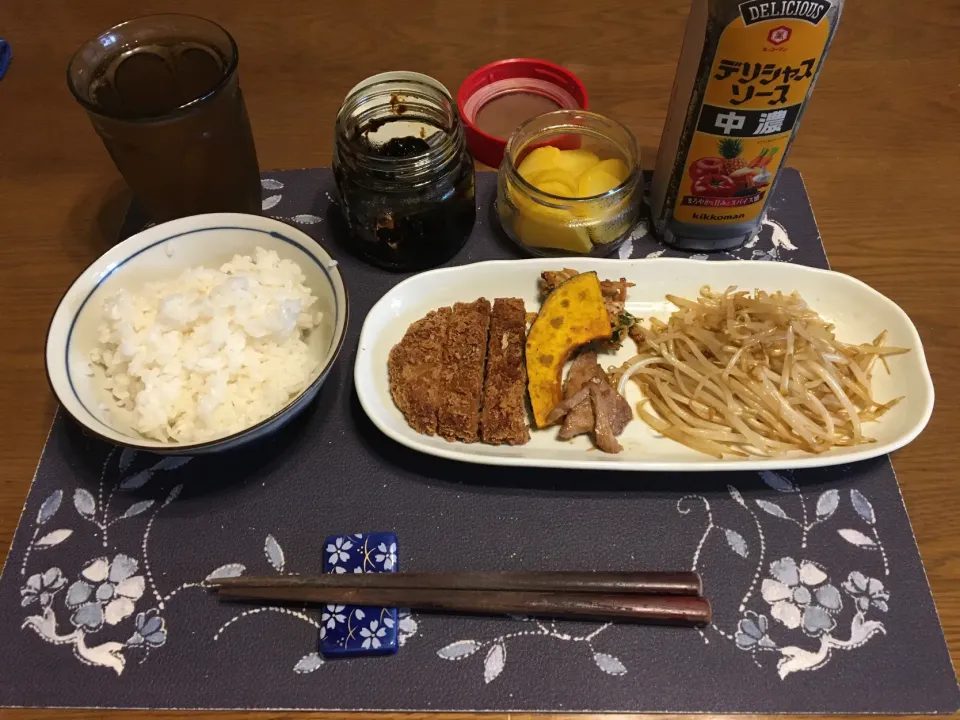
xmin=45 ymin=213 xmax=348 ymax=454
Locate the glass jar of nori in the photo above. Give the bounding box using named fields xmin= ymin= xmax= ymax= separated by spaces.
xmin=333 ymin=72 xmax=476 ymax=270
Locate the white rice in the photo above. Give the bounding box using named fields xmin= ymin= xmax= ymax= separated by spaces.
xmin=90 ymin=247 xmax=323 ymax=443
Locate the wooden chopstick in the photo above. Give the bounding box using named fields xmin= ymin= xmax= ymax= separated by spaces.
xmin=214 ymin=585 xmax=711 ymax=626
xmin=209 ymin=571 xmax=702 ymax=596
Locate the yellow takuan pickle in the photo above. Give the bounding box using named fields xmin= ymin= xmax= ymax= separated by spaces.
xmin=509 ymin=147 xmax=631 ymax=253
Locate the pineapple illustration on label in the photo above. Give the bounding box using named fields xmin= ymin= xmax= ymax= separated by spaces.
xmin=718 ymin=138 xmax=745 ymax=175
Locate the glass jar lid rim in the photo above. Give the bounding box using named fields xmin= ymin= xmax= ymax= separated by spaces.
xmin=343 ymin=71 xmax=451 ymax=102
xmin=504 ymin=109 xmax=638 ymax=153
xmin=503 ymin=108 xmax=641 ymax=201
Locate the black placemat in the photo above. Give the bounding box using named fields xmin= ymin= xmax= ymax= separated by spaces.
xmin=0 ymin=169 xmax=956 ymax=713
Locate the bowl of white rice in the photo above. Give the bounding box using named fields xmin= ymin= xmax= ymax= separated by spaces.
xmin=46 ymin=213 xmax=348 ymax=454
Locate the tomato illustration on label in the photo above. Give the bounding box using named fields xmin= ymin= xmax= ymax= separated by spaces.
xmin=691 ymin=173 xmax=736 ymax=197
xmin=688 ymin=157 xmax=725 ymax=180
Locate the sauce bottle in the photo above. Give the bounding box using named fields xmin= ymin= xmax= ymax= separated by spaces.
xmin=650 ymin=0 xmax=843 ymax=250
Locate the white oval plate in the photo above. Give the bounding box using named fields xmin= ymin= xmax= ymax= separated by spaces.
xmin=355 ymin=259 xmax=933 ymax=472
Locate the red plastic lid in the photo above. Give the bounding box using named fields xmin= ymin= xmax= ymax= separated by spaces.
xmin=458 ymin=58 xmax=588 ymax=168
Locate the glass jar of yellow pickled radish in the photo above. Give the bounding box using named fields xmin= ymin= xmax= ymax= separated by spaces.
xmin=496 ymin=110 xmax=642 ymax=257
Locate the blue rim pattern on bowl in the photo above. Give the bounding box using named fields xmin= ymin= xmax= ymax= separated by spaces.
xmin=54 ymin=223 xmax=348 ymax=453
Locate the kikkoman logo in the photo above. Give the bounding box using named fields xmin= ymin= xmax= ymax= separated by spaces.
xmin=738 ymin=0 xmax=832 ymax=26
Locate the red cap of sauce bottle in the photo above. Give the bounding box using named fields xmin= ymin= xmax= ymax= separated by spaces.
xmin=458 ymin=58 xmax=588 ymax=168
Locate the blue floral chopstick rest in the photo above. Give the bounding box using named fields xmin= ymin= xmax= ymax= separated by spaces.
xmin=320 ymin=531 xmax=398 ymax=658
xmin=0 ymin=39 xmax=11 ymax=81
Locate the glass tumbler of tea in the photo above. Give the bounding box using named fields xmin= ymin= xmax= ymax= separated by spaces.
xmin=67 ymin=14 xmax=262 ymax=222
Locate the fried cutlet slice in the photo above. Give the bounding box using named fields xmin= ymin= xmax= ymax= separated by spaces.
xmin=388 ymin=306 xmax=452 ymax=435
xmin=437 ymin=298 xmax=491 ymax=443
xmin=480 ymin=298 xmax=530 ymax=445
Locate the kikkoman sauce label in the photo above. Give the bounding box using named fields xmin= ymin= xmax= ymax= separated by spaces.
xmin=673 ymin=0 xmax=831 ymax=225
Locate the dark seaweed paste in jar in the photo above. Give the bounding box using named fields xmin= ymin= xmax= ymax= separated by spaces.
xmin=333 ymin=77 xmax=476 ymax=271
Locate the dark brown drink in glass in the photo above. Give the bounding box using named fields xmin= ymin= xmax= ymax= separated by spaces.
xmin=67 ymin=15 xmax=261 ymax=222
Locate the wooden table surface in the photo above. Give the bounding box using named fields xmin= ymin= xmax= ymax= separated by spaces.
xmin=0 ymin=0 xmax=957 ymax=718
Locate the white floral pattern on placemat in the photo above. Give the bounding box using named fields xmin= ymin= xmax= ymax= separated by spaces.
xmin=623 ymin=214 xmax=800 ymax=263
xmin=437 ymin=619 xmax=623 ymax=683
xmin=22 ymin=446 xmax=893 ymax=683
xmin=20 ymin=449 xmax=189 ymax=674
xmin=680 ymin=471 xmax=889 ymax=679
xmin=435 ymin=468 xmax=891 ymax=684
xmin=18 ymin=448 xmax=421 ymax=676
xmin=261 ymin=177 xmax=323 ymax=226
